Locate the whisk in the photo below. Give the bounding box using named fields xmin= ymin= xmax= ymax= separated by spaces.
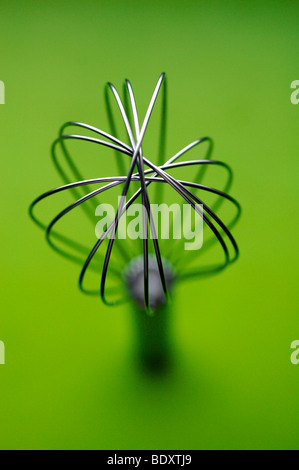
xmin=30 ymin=73 xmax=240 ymax=372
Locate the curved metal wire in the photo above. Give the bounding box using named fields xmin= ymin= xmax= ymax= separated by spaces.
xmin=29 ymin=73 xmax=241 ymax=313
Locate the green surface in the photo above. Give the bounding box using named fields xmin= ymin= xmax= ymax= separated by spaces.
xmin=0 ymin=0 xmax=298 ymax=450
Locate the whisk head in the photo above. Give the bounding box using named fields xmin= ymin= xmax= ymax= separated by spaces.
xmin=29 ymin=73 xmax=241 ymax=313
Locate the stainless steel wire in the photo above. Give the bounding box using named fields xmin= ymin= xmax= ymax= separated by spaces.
xmin=29 ymin=73 xmax=241 ymax=313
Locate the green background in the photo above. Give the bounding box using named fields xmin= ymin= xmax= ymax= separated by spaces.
xmin=0 ymin=0 xmax=298 ymax=450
